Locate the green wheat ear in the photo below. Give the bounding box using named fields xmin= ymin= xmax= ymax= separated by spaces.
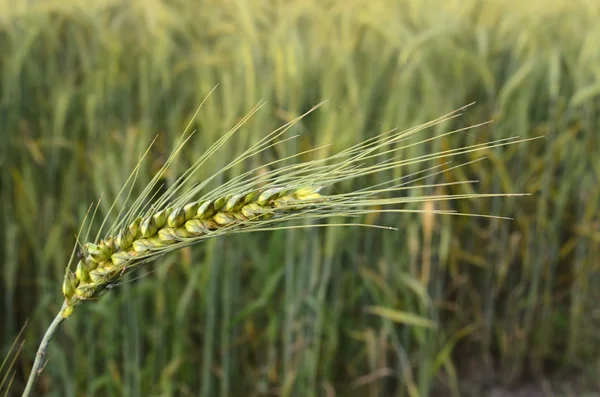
xmin=59 ymin=101 xmax=535 ymax=319
xmin=62 ymin=185 xmax=325 ymax=317
xmin=22 ymin=100 xmax=540 ymax=396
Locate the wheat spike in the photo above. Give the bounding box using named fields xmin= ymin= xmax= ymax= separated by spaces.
xmin=57 ymin=101 xmax=538 ymax=318
xmin=62 ymin=186 xmax=323 ymax=315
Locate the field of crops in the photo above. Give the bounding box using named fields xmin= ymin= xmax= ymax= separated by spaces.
xmin=1 ymin=0 xmax=599 ymax=396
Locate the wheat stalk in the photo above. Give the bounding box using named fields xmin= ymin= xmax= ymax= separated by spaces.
xmin=22 ymin=101 xmax=538 ymax=396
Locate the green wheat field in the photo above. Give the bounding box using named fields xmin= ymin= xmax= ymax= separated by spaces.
xmin=1 ymin=0 xmax=599 ymax=396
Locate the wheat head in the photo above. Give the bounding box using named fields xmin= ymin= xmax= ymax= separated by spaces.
xmin=62 ymin=186 xmax=324 ymax=315
xmin=58 ymin=101 xmax=535 ymax=319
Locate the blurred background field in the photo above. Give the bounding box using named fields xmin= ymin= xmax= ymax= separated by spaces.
xmin=1 ymin=0 xmax=599 ymax=396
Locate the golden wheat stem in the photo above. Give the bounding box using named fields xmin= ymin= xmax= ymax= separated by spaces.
xmin=22 ymin=303 xmax=67 ymax=397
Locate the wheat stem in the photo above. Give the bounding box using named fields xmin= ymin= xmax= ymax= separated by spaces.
xmin=22 ymin=303 xmax=67 ymax=397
